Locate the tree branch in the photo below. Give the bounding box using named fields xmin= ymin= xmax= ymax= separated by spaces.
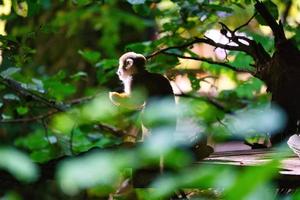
xmin=162 ymin=51 xmax=253 ymax=73
xmin=254 ymin=0 xmax=286 ymax=44
xmin=175 ymin=93 xmax=233 ymax=114
xmin=0 ymin=110 xmax=59 ymax=124
xmin=0 ymin=76 xmax=66 ymax=111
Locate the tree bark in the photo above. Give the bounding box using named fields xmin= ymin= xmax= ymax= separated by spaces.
xmin=254 ymin=1 xmax=300 ymax=144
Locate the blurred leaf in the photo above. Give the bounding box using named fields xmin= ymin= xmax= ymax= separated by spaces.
xmin=3 ymin=93 xmax=20 ymax=101
xmin=16 ymin=106 xmax=28 ymax=115
xmin=205 ymin=4 xmax=233 ymax=13
xmin=57 ymin=151 xmax=135 ymax=195
xmin=224 ymin=160 xmax=280 ymax=199
xmin=43 ymin=77 xmax=76 ymax=100
xmin=15 ymin=130 xmax=49 ymax=151
xmin=0 ymin=147 xmax=39 ymax=182
xmin=188 ymin=74 xmax=201 ymax=91
xmin=71 ymin=71 xmax=88 ymax=80
xmin=78 ymin=49 xmax=101 ymax=64
xmin=95 ymin=59 xmax=118 ymax=70
xmin=12 ymin=0 xmax=28 ymax=17
xmin=132 ymin=4 xmax=151 ymax=16
xmin=0 ymin=67 xmax=21 ymax=78
xmin=127 ymin=0 xmax=146 ymax=5
xmin=226 ymin=104 xmax=286 ymax=136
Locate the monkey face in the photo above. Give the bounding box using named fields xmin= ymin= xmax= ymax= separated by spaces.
xmin=117 ymin=52 xmax=146 ymax=81
xmin=117 ymin=57 xmax=135 ymax=81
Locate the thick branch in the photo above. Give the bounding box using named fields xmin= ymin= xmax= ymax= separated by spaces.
xmin=254 ymin=0 xmax=286 ymax=44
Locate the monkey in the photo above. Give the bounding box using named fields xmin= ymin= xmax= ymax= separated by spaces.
xmin=109 ymin=52 xmax=176 ymax=176
xmin=109 ymin=52 xmax=175 ymax=137
xmin=110 ymin=52 xmax=174 ymax=110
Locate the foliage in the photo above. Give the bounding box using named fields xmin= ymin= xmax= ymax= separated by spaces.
xmin=0 ymin=0 xmax=299 ymax=199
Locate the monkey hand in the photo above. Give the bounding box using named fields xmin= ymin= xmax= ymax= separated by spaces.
xmin=109 ymin=91 xmax=145 ymax=110
xmin=109 ymin=92 xmax=127 ymax=106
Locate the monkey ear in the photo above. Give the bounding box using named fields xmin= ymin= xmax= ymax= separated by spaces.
xmin=125 ymin=58 xmax=134 ymax=69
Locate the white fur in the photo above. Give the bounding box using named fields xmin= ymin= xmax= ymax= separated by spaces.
xmin=117 ymin=52 xmax=146 ymax=95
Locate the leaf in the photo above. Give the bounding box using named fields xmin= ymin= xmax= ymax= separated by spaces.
xmin=127 ymin=0 xmax=146 ymax=5
xmin=188 ymin=74 xmax=201 ymax=91
xmin=16 ymin=106 xmax=29 ymax=115
xmin=72 ymin=0 xmax=93 ymax=6
xmin=132 ymin=4 xmax=151 ymax=16
xmin=95 ymin=59 xmax=118 ymax=69
xmin=125 ymin=42 xmax=152 ymax=54
xmin=0 ymin=147 xmax=39 ymax=182
xmin=205 ymin=4 xmax=233 ymax=13
xmin=0 ymin=67 xmax=21 ymax=78
xmin=71 ymin=71 xmax=88 ymax=80
xmin=78 ymin=50 xmax=101 ymax=64
xmin=12 ymin=0 xmax=28 ymax=17
xmin=3 ymin=93 xmax=20 ymax=101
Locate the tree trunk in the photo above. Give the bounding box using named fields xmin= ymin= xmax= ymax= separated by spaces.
xmin=254 ymin=1 xmax=300 ymax=144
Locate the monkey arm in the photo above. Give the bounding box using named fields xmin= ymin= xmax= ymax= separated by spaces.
xmin=109 ymin=92 xmax=145 ymax=110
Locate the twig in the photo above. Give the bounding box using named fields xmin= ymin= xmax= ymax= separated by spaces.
xmin=69 ymin=124 xmax=76 ymax=156
xmin=0 ymin=110 xmax=59 ymax=123
xmin=42 ymin=119 xmax=51 ymax=145
xmin=95 ymin=123 xmax=127 ymax=137
xmin=233 ymin=12 xmax=257 ymax=33
xmin=146 ymin=37 xmax=252 ymax=60
xmin=175 ymin=93 xmax=232 ymax=114
xmin=162 ymin=51 xmax=252 ymax=73
xmin=0 ymin=76 xmax=66 ymax=111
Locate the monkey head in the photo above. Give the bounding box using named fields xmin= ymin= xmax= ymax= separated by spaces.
xmin=117 ymin=52 xmax=146 ymax=81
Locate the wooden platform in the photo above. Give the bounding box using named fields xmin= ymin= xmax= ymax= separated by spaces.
xmin=133 ymin=142 xmax=300 ymax=189
xmin=203 ymin=146 xmax=300 ymax=188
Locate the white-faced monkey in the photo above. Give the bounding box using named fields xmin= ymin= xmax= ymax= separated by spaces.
xmin=109 ymin=52 xmax=175 ymax=141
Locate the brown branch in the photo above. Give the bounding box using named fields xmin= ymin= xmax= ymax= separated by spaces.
xmin=282 ymin=0 xmax=292 ymax=24
xmin=0 ymin=110 xmax=59 ymax=124
xmin=162 ymin=51 xmax=253 ymax=73
xmin=41 ymin=119 xmax=51 ymax=145
xmin=233 ymin=12 xmax=257 ymax=33
xmin=175 ymin=93 xmax=233 ymax=114
xmin=95 ymin=123 xmax=127 ymax=137
xmin=146 ymin=12 xmax=273 ymax=68
xmin=254 ymin=0 xmax=286 ymax=44
xmin=0 ymin=76 xmax=66 ymax=111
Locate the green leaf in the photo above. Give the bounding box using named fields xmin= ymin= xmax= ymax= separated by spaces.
xmin=188 ymin=74 xmax=201 ymax=91
xmin=0 ymin=147 xmax=39 ymax=182
xmin=78 ymin=50 xmax=101 ymax=64
xmin=0 ymin=67 xmax=21 ymax=78
xmin=3 ymin=93 xmax=20 ymax=101
xmin=16 ymin=106 xmax=29 ymax=115
xmin=71 ymin=71 xmax=88 ymax=80
xmin=73 ymin=0 xmax=93 ymax=6
xmin=205 ymin=4 xmax=233 ymax=13
xmin=127 ymin=0 xmax=146 ymax=5
xmin=14 ymin=130 xmax=50 ymax=150
xmin=132 ymin=4 xmax=151 ymax=16
xmin=12 ymin=0 xmax=28 ymax=17
xmin=95 ymin=59 xmax=118 ymax=69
